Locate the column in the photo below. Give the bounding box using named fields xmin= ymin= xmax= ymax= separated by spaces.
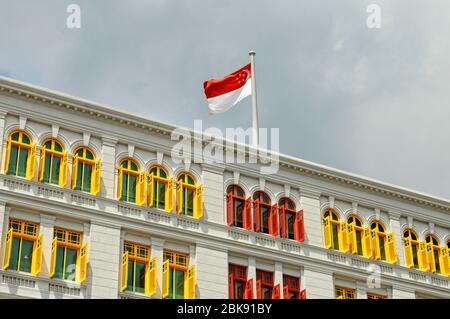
xmin=274 ymin=262 xmax=283 ymax=299
xmin=151 ymin=237 xmax=165 ymax=299
xmin=87 ymin=221 xmax=121 ymax=298
xmin=200 ymin=163 xmax=225 ymax=224
xmin=248 ymin=256 xmax=257 ymax=298
xmin=356 ymin=281 xmax=367 ymax=299
xmin=299 ymin=187 xmax=323 ymax=247
xmin=196 ymin=244 xmax=228 ymax=298
xmin=302 ymin=264 xmax=334 ymax=299
xmin=0 ymin=110 xmax=7 ymax=173
xmin=39 ymin=214 xmax=56 ymax=278
xmin=0 ymin=202 xmax=9 ymax=267
xmin=388 ymin=210 xmax=405 ymax=268
xmin=100 ymin=135 xmax=118 ymax=199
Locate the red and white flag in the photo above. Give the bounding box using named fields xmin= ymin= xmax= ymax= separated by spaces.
xmin=203 ymin=63 xmax=252 ymax=114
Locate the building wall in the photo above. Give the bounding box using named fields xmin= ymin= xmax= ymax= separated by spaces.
xmin=0 ymin=78 xmax=449 ymax=299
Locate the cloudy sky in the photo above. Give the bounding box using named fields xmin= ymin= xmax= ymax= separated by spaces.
xmin=1 ymin=0 xmax=450 ymax=199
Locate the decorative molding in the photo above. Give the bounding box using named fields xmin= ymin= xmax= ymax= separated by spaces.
xmin=51 ymin=124 xmax=59 ymax=138
xmin=429 ymin=222 xmax=435 ymax=235
xmin=233 ymin=171 xmax=240 ymax=185
xmin=408 ymin=216 xmax=413 ymax=228
xmin=83 ymin=132 xmax=91 ymax=146
xmin=128 ymin=143 xmax=135 ymax=158
xmin=375 ymin=208 xmax=381 ymax=221
xmin=284 ymin=184 xmax=291 ymax=198
xmin=352 ymin=202 xmax=358 ymax=214
xmin=156 ymin=152 xmax=163 ymax=165
xmin=259 ymin=178 xmax=265 ymax=191
xmin=388 ymin=210 xmax=401 ymax=221
xmin=329 ymin=196 xmax=335 ymax=209
xmin=19 ymin=115 xmax=27 ymax=130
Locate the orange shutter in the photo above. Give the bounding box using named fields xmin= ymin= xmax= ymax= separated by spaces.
xmin=243 ymin=198 xmax=252 ymax=230
xmin=269 ymin=204 xmax=279 ymax=236
xmin=228 ymin=274 xmax=234 ymax=299
xmin=226 ymin=193 xmax=233 ymax=226
xmin=294 ymin=210 xmax=305 ymax=242
xmin=253 ymin=200 xmax=260 ymax=232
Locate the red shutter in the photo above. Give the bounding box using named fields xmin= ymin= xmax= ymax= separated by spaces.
xmin=294 ymin=210 xmax=305 ymax=242
xmin=254 ymin=199 xmax=260 ymax=232
xmin=243 ymin=198 xmax=252 ymax=230
xmin=283 ymin=284 xmax=289 ymax=299
xmin=271 ymin=284 xmax=280 ymax=299
xmin=244 ymin=279 xmax=254 ymax=299
xmin=300 ymin=289 xmax=306 ymax=299
xmin=280 ymin=206 xmax=286 ymax=238
xmin=226 ymin=193 xmax=233 ymax=226
xmin=269 ymin=204 xmax=279 ymax=236
xmin=256 ymin=279 xmax=262 ymax=299
xmin=228 ymin=274 xmax=234 ymax=299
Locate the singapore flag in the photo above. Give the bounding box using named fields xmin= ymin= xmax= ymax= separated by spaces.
xmin=203 ymin=63 xmax=252 ymax=114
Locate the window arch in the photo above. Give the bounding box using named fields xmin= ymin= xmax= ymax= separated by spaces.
xmin=72 ymin=147 xmax=101 ymax=195
xmin=118 ymin=158 xmax=146 ymax=205
xmin=323 ymin=209 xmax=345 ymax=251
xmin=176 ymin=172 xmax=203 ymax=219
xmin=39 ymin=139 xmax=68 ymax=187
xmin=4 ymin=130 xmax=36 ymax=180
xmin=226 ymin=185 xmax=250 ymax=229
xmin=148 ymin=165 xmax=173 ymax=212
xmin=253 ymin=191 xmax=277 ymax=236
xmin=403 ymin=229 xmax=420 ymax=269
xmin=370 ymin=221 xmax=387 ymax=261
xmin=425 ymin=234 xmax=441 ymax=274
xmin=279 ymin=198 xmax=304 ymax=242
xmin=347 ymin=215 xmax=364 ymax=256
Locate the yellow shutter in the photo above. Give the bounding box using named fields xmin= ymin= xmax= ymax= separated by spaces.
xmin=59 ymin=151 xmax=69 ymax=187
xmin=348 ymin=224 xmax=357 ymax=254
xmin=386 ymin=232 xmax=398 ymax=264
xmin=117 ymin=167 xmax=123 ymax=201
xmin=91 ymin=160 xmax=101 ymax=195
xmin=323 ymin=216 xmax=332 ymax=249
xmin=162 ymin=259 xmax=170 ymax=298
xmin=338 ymin=222 xmax=349 ymax=253
xmin=176 ymin=182 xmax=183 ymax=214
xmin=147 ymin=174 xmax=154 ymax=207
xmin=418 ymin=241 xmax=429 ymax=272
xmin=403 ymin=237 xmax=414 ymax=268
xmin=39 ymin=148 xmax=46 ymax=181
xmin=3 ymin=228 xmax=13 ymax=270
xmin=77 ymin=244 xmax=88 ymax=284
xmin=165 ymin=178 xmax=174 ymax=212
xmin=71 ymin=155 xmax=79 ymax=189
xmin=50 ymin=237 xmax=57 ymax=277
xmin=31 ymin=234 xmax=43 ymax=275
xmin=371 ymin=230 xmax=381 ymax=260
xmin=136 ymin=171 xmax=146 ymax=206
xmin=121 ymin=251 xmax=128 ymax=292
xmin=26 ymin=144 xmax=36 ymax=180
xmin=4 ymin=138 xmax=11 ymax=174
xmin=426 ymin=243 xmax=436 ymax=273
xmin=193 ymin=184 xmax=203 ymax=220
xmin=184 ymin=265 xmax=196 ymax=299
xmin=362 ymin=228 xmax=373 ymax=258
xmin=439 ymin=247 xmax=450 ymax=276
xmin=145 ymin=257 xmax=157 ymax=296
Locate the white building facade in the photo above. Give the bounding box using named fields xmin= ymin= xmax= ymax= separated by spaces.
xmin=0 ymin=77 xmax=448 ymax=299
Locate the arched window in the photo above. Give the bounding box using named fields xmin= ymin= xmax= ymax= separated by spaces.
xmin=403 ymin=229 xmax=420 ymax=269
xmin=39 ymin=139 xmax=68 ymax=187
xmin=370 ymin=221 xmax=387 ymax=261
xmin=5 ymin=131 xmax=36 ymax=180
xmin=425 ymin=235 xmax=441 ymax=274
xmin=226 ymin=185 xmax=251 ymax=229
xmin=176 ymin=173 xmax=203 ymax=219
xmin=323 ymin=209 xmax=347 ymax=251
xmin=347 ymin=215 xmax=364 ymax=256
xmin=253 ymin=191 xmax=277 ymax=236
xmin=279 ymin=198 xmax=304 ymax=242
xmin=118 ymin=159 xmax=146 ymax=205
xmin=72 ymin=147 xmax=101 ymax=195
xmin=148 ymin=165 xmax=173 ymax=212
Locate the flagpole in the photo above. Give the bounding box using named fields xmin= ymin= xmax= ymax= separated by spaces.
xmin=249 ymin=51 xmax=259 ymax=148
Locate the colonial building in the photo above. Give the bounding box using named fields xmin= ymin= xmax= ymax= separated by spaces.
xmin=0 ymin=76 xmax=448 ymax=299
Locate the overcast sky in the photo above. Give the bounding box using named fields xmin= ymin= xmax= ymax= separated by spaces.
xmin=1 ymin=0 xmax=450 ymax=199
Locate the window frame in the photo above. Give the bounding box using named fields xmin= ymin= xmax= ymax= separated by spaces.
xmin=118 ymin=158 xmax=140 ymax=203
xmin=5 ymin=130 xmax=33 ymax=178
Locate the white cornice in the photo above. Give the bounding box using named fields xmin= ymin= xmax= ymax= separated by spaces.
xmin=1 ymin=76 xmax=450 ymax=214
